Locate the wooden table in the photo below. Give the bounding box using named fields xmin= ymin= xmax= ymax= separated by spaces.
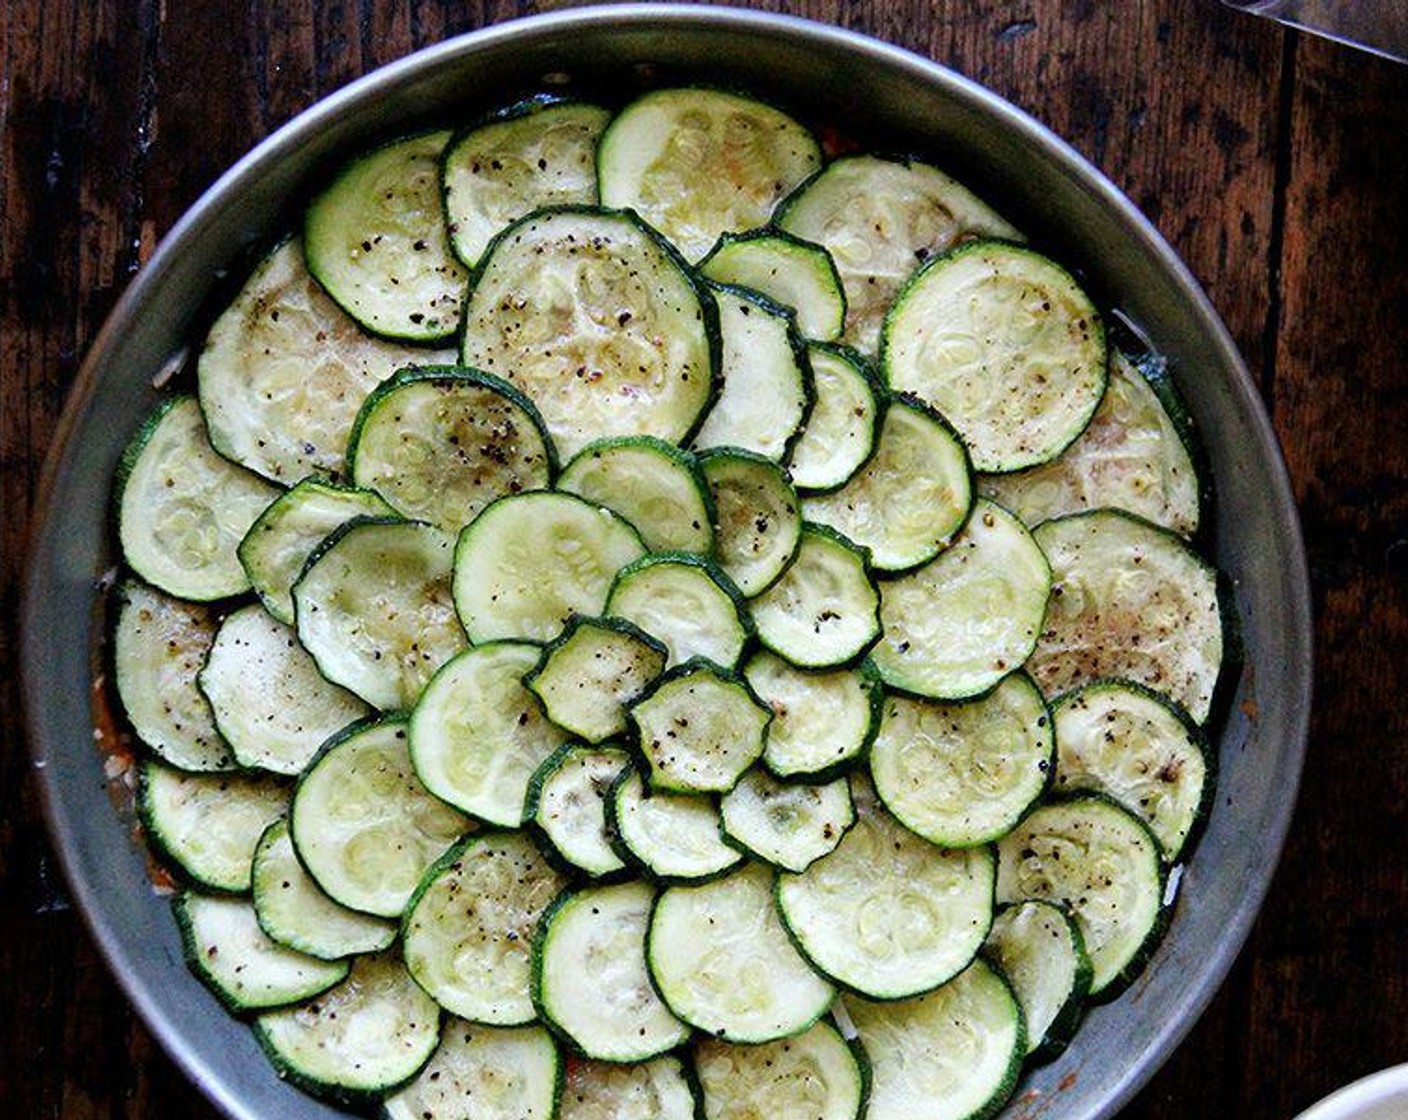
xmin=2 ymin=1 xmax=1405 ymax=1115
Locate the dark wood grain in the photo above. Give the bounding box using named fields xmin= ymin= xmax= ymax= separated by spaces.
xmin=3 ymin=1 xmax=1407 ymax=1115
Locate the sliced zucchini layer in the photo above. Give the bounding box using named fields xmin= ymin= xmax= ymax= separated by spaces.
xmin=117 ymin=396 xmax=278 ymax=601
xmin=691 ymin=285 xmax=812 ymax=463
xmin=291 ymin=718 xmax=471 ymax=918
xmin=787 ymin=344 xmax=879 ymax=493
xmin=558 ymin=1054 xmax=699 ymax=1120
xmin=996 ymin=795 xmax=1165 ymax=996
xmin=978 ymin=349 xmax=1202 ymax=537
xmin=529 ymin=744 xmax=631 ymax=878
xmin=720 ymin=769 xmax=854 ymax=873
xmin=597 ymin=87 xmax=822 ymax=263
xmin=442 ymin=96 xmax=611 ymax=267
xmin=294 ymin=517 xmax=466 ymax=711
xmin=255 ymin=951 xmax=442 ymax=1106
xmin=744 ymin=652 xmax=882 ymax=780
xmin=139 ymin=761 xmax=289 ymax=893
xmin=778 ymin=778 xmax=994 ymax=999
xmin=409 ymin=642 xmax=570 ymax=827
xmin=699 ymin=229 xmax=846 ymax=342
xmin=699 ymin=449 xmax=802 ymax=595
xmin=844 ymin=958 xmax=1023 ymax=1120
xmin=1053 ymin=679 xmax=1211 ymax=860
xmin=384 ymin=1020 xmax=561 ymax=1120
xmin=777 ymin=154 xmax=1021 ymax=354
xmin=558 ymin=436 xmax=714 ymax=554
xmin=750 ymin=524 xmax=880 ymax=669
xmin=113 ymin=580 xmax=235 ymax=772
xmin=252 ymin=819 xmax=397 ymax=961
xmin=198 ymin=238 xmax=451 ymax=483
xmin=803 ymin=396 xmax=971 ymax=572
xmin=238 ymin=478 xmax=396 ymax=625
xmin=1028 ymin=509 xmax=1225 ymax=723
xmin=199 ymin=604 xmax=370 ymax=775
xmin=526 ymin=617 xmax=667 ymax=743
xmin=347 ymin=366 xmax=556 ymax=533
xmin=695 ymin=1018 xmax=867 ymax=1120
xmin=176 ymin=892 xmax=348 ymax=1013
xmin=983 ymin=899 xmax=1091 ymax=1061
xmin=610 ymin=767 xmax=742 ymax=882
xmin=452 ymin=491 xmax=646 ymax=644
xmin=884 ymin=240 xmax=1106 ymax=473
xmin=403 ymin=831 xmax=567 ymax=1025
xmin=305 ymin=130 xmax=468 ymax=342
xmin=606 ymin=553 xmax=751 ymax=669
xmin=629 ymin=660 xmax=771 ymax=794
xmin=534 ymin=881 xmax=689 ymax=1061
xmin=872 ymin=499 xmax=1051 ymax=700
xmin=649 ymin=863 xmax=835 ymax=1042
xmin=869 ymin=673 xmax=1053 ymax=848
xmin=460 ymin=207 xmax=717 ymax=459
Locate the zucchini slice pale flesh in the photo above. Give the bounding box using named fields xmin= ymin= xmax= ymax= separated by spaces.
xmin=694 ymin=1017 xmax=867 ymax=1120
xmin=383 ymin=1020 xmax=561 ymax=1120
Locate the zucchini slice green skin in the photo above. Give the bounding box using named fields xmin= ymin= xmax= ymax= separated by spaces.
xmin=526 ymin=743 xmax=632 ymax=879
xmin=698 ymin=447 xmax=803 ymax=596
xmin=557 ymin=1053 xmax=699 ymax=1120
xmin=699 ymin=228 xmax=847 ymax=343
xmin=744 ymin=652 xmax=884 ymax=781
xmin=787 ymin=343 xmax=881 ymax=494
xmin=694 ymin=1017 xmax=868 ymax=1120
xmin=608 ymin=766 xmax=743 ymax=884
xmin=719 ymin=768 xmax=855 ymax=873
xmin=982 ymin=899 xmax=1092 ymax=1063
xmin=383 ymin=1019 xmax=562 ymax=1120
xmin=606 ymin=551 xmax=753 ymax=670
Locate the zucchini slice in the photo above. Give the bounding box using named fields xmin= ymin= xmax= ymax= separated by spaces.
xmin=802 ymin=395 xmax=971 ymax=572
xmin=699 ymin=229 xmax=846 ymax=342
xmin=750 ymin=524 xmax=880 ymax=669
xmin=978 ymin=348 xmax=1202 ymax=537
xmin=609 ymin=767 xmax=743 ymax=883
xmin=175 ymin=891 xmax=348 ymax=1013
xmin=695 ymin=1018 xmax=868 ymax=1120
xmin=597 ymin=87 xmax=822 ymax=263
xmin=1052 ymin=679 xmax=1211 ymax=860
xmin=744 ymin=652 xmax=883 ymax=780
xmin=525 ymin=617 xmax=667 ymax=743
xmin=139 ymin=761 xmax=289 ymax=893
xmin=996 ymin=795 xmax=1166 ymax=996
xmin=293 ymin=517 xmax=466 ymax=711
xmin=557 ymin=436 xmax=715 ymax=554
xmin=305 ymin=130 xmax=469 ymax=342
xmin=719 ymin=769 xmax=854 ymax=873
xmin=252 ymin=819 xmax=397 ymax=961
xmin=843 ymin=958 xmax=1023 ymax=1120
xmin=691 ymin=285 xmax=813 ymax=463
xmin=648 ymin=863 xmax=835 ymax=1042
xmin=534 ymin=881 xmax=690 ymax=1061
xmin=777 ymin=778 xmax=994 ymax=1000
xmin=197 ymin=238 xmax=452 ymax=484
xmin=460 ymin=207 xmax=718 ymax=459
xmin=983 ymin=899 xmax=1092 ymax=1061
xmin=199 ymin=604 xmax=370 ymax=775
xmin=255 ymin=951 xmax=442 ymax=1106
xmin=410 ymin=642 xmax=571 ymax=827
xmin=384 ymin=1020 xmax=561 ymax=1120
xmin=452 ymin=490 xmax=646 ymax=644
xmin=402 ymin=831 xmax=568 ymax=1025
xmin=1028 ymin=509 xmax=1225 ymax=723
xmin=442 ymin=96 xmax=611 ymax=267
xmin=291 ymin=717 xmax=471 ymax=918
xmin=238 ymin=478 xmax=396 ymax=625
xmin=628 ymin=660 xmax=772 ymax=794
xmin=871 ymin=498 xmax=1051 ymax=700
xmin=117 ymin=396 xmax=279 ymax=601
xmin=698 ymin=448 xmax=802 ymax=596
xmin=777 ymin=154 xmax=1021 ymax=354
xmin=113 ymin=580 xmax=236 ymax=773
xmin=787 ymin=344 xmax=880 ymax=493
xmin=606 ymin=552 xmax=751 ymax=669
xmin=868 ymin=673 xmax=1053 ymax=848
xmin=528 ymin=744 xmax=631 ymax=878
xmin=883 ymin=239 xmax=1107 ymax=473
xmin=347 ymin=366 xmax=556 ymax=533
xmin=558 ymin=1054 xmax=699 ymax=1120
